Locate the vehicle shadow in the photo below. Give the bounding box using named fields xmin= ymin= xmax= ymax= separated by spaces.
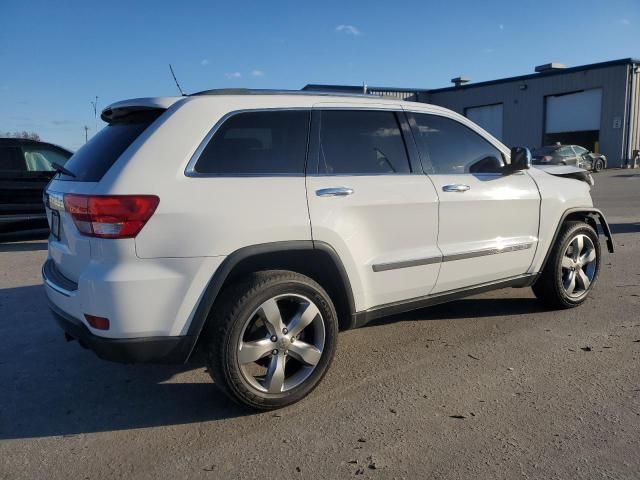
xmin=0 ymin=240 xmax=48 ymax=253
xmin=609 ymin=222 xmax=640 ymax=234
xmin=0 ymin=229 xmax=49 ymax=247
xmin=0 ymin=285 xmax=252 ymax=440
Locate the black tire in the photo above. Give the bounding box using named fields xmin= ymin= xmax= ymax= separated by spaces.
xmin=203 ymin=270 xmax=338 ymax=410
xmin=532 ymin=221 xmax=601 ymax=309
xmin=593 ymin=158 xmax=604 ymax=172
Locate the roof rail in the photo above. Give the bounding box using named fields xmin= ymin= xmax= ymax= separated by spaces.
xmin=190 ymin=88 xmax=380 ymax=98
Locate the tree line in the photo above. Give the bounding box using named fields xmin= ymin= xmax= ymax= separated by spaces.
xmin=1 ymin=131 xmax=41 ymax=141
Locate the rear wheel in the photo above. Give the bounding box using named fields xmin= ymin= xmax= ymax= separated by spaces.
xmin=203 ymin=270 xmax=338 ymax=410
xmin=532 ymin=221 xmax=600 ymax=309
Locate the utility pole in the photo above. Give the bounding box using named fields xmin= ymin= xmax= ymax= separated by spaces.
xmin=84 ymin=125 xmax=89 ymax=143
xmin=90 ymin=96 xmax=99 ymax=135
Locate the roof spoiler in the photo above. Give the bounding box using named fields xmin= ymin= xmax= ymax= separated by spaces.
xmin=100 ymin=97 xmax=182 ymax=123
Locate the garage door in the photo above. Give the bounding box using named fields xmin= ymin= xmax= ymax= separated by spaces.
xmin=465 ymin=103 xmax=503 ymax=141
xmin=544 ymin=89 xmax=602 ymax=151
xmin=545 ymin=89 xmax=602 ymax=133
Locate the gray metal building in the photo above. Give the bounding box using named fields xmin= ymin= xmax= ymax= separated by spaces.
xmin=304 ymin=58 xmax=640 ymax=167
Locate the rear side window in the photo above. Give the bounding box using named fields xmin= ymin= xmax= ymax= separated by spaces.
xmin=317 ymin=110 xmax=410 ymax=175
xmin=61 ymin=111 xmax=162 ymax=182
xmin=410 ymin=113 xmax=504 ymax=174
xmin=0 ymin=146 xmax=25 ymax=172
xmin=193 ymin=110 xmax=310 ymax=175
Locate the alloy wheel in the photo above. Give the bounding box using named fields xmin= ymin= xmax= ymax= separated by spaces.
xmin=561 ymin=234 xmax=597 ymax=298
xmin=237 ymin=294 xmax=325 ymax=394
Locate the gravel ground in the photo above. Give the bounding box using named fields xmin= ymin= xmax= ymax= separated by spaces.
xmin=1 ymin=169 xmax=639 ymax=480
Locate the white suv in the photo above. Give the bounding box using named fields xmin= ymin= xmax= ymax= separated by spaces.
xmin=43 ymin=90 xmax=614 ymax=409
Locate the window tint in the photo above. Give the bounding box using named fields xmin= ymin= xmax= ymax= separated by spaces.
xmin=194 ymin=110 xmax=310 ymax=175
xmin=318 ymin=110 xmax=410 ymax=175
xmin=22 ymin=146 xmax=70 ymax=172
xmin=411 ymin=113 xmax=504 ymax=174
xmin=0 ymin=146 xmax=25 ymax=172
xmin=62 ymin=111 xmax=162 ymax=182
xmin=558 ymin=147 xmax=575 ymax=158
xmin=573 ymin=146 xmax=588 ymax=155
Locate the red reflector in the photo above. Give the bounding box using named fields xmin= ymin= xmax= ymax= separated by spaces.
xmin=64 ymin=194 xmax=159 ymax=239
xmin=84 ymin=314 xmax=110 ymax=330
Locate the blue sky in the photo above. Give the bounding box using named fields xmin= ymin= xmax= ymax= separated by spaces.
xmin=1 ymin=0 xmax=638 ymax=150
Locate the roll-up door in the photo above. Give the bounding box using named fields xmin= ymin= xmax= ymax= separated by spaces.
xmin=544 ymin=89 xmax=602 ymax=151
xmin=465 ymin=103 xmax=503 ymax=141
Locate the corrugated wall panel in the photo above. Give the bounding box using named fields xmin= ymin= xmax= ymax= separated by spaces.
xmin=426 ymin=65 xmax=629 ymax=167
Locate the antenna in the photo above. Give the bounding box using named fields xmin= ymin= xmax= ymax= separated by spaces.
xmin=169 ymin=64 xmax=186 ymax=96
xmin=90 ymin=96 xmax=99 ymax=135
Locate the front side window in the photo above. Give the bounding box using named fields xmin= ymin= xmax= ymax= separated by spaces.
xmin=22 ymin=146 xmax=70 ymax=172
xmin=194 ymin=110 xmax=310 ymax=175
xmin=410 ymin=113 xmax=504 ymax=174
xmin=317 ymin=110 xmax=410 ymax=175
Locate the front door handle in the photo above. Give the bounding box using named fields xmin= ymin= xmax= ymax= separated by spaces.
xmin=316 ymin=187 xmax=354 ymax=197
xmin=442 ymin=184 xmax=470 ymax=193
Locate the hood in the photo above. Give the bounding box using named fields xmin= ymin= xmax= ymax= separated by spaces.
xmin=534 ymin=164 xmax=594 ymax=186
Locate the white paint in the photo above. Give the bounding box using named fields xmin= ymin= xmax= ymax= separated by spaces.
xmin=44 ymin=93 xmax=597 ymax=343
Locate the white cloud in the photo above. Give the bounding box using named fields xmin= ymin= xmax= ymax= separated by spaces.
xmin=200 ymin=59 xmax=209 ymax=66
xmin=483 ymin=48 xmax=495 ymax=54
xmin=251 ymin=70 xmax=265 ymax=77
xmin=620 ymin=18 xmax=630 ymax=25
xmin=336 ymin=24 xmax=361 ymax=36
xmin=499 ymin=24 xmax=504 ymax=30
xmin=225 ymin=72 xmax=242 ymax=79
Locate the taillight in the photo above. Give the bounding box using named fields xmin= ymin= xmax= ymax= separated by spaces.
xmin=63 ymin=194 xmax=159 ymax=239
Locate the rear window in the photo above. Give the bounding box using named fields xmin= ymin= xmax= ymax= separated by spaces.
xmin=60 ymin=111 xmax=161 ymax=182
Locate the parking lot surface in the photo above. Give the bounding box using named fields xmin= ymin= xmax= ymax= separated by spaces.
xmin=1 ymin=169 xmax=639 ymax=480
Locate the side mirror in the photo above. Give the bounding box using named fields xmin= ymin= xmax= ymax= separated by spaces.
xmin=509 ymin=147 xmax=532 ymax=171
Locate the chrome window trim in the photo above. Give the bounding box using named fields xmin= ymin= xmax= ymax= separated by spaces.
xmin=371 ymin=242 xmax=534 ymax=272
xmin=184 ymin=107 xmax=311 ymax=178
xmin=185 ymin=106 xmax=413 ymax=178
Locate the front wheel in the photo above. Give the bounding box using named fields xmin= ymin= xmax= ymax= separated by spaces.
xmin=203 ymin=270 xmax=338 ymax=410
xmin=593 ymin=158 xmax=604 ymax=172
xmin=532 ymin=221 xmax=601 ymax=309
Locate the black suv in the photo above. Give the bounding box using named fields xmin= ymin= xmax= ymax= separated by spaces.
xmin=532 ymin=144 xmax=607 ymax=172
xmin=0 ymin=138 xmax=72 ymax=233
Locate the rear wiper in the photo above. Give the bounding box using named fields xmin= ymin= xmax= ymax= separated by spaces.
xmin=51 ymin=162 xmax=76 ymax=179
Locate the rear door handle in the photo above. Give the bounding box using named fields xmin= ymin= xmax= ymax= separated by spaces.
xmin=316 ymin=187 xmax=354 ymax=197
xmin=442 ymin=184 xmax=470 ymax=193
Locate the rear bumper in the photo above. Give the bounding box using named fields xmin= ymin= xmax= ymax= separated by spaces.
xmin=48 ymin=300 xmax=194 ymax=364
